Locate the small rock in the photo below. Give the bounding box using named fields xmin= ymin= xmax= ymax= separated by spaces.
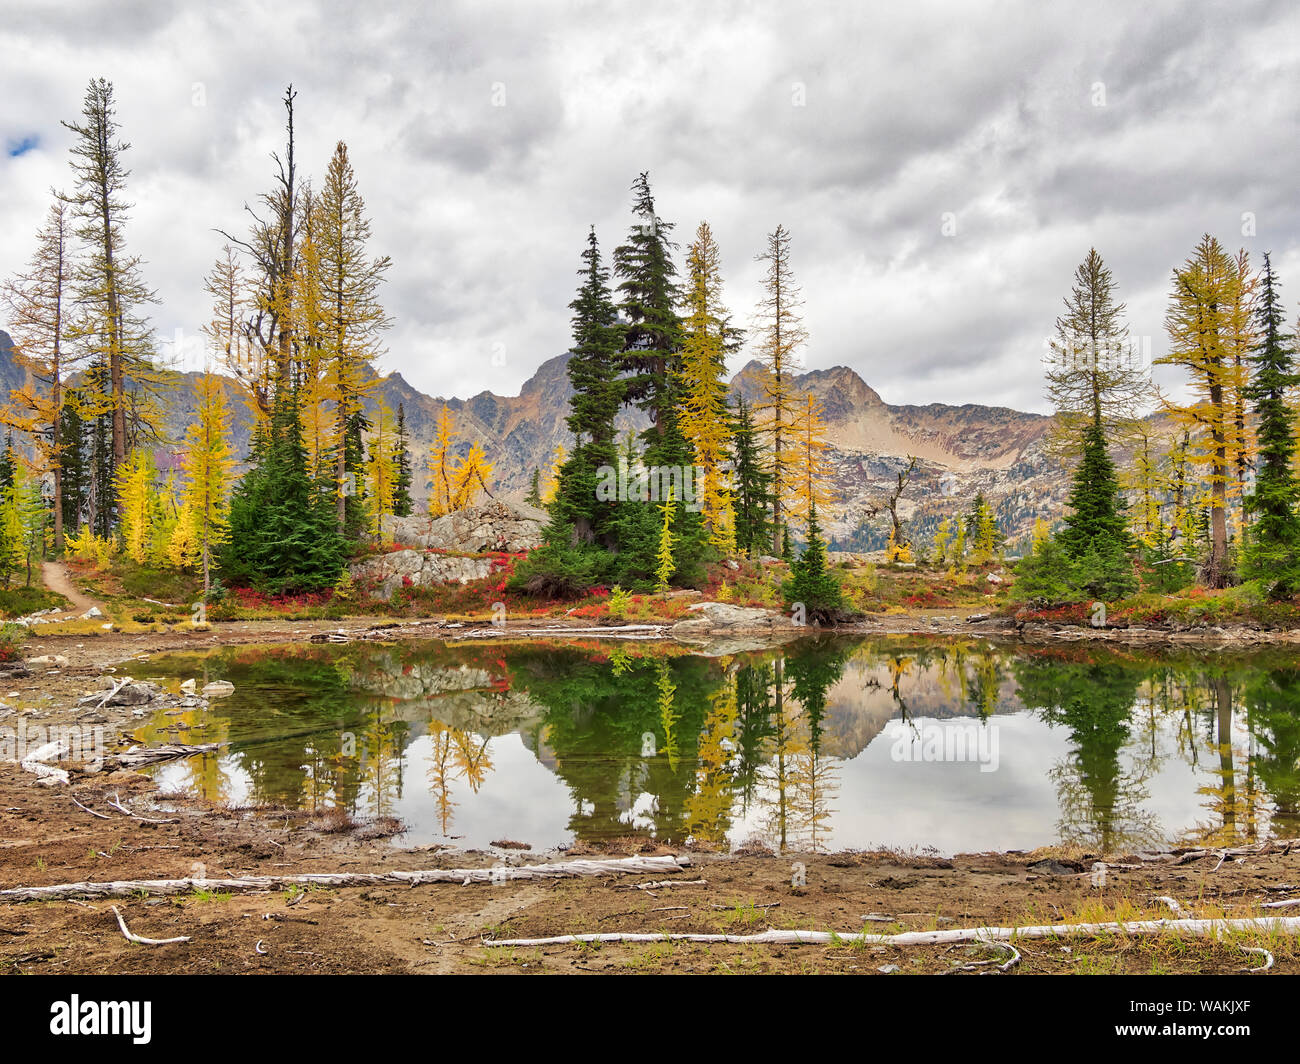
xmin=202 ymin=680 xmax=235 ymax=697
xmin=81 ymin=606 xmax=103 ymax=619
xmin=179 ymin=678 xmax=197 ymax=694
xmin=26 ymin=654 xmax=69 ymax=668
xmin=877 ymin=964 xmax=900 ymax=974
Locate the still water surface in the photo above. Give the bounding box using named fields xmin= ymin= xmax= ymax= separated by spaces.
xmin=131 ymin=636 xmax=1300 ymax=855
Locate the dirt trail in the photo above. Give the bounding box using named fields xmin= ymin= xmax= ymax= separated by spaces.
xmin=39 ymin=560 xmax=105 ymax=617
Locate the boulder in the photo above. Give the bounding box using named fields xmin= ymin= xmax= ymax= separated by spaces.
xmin=77 ymin=680 xmax=161 ymax=707
xmin=350 ymin=549 xmax=494 ymax=600
xmin=379 ymin=500 xmax=545 ymax=554
xmin=670 ymin=602 xmax=802 ymax=651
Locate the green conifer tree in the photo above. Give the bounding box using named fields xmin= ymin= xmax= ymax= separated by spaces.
xmin=392 ymin=402 xmax=414 ymax=518
xmin=223 ymin=391 xmax=346 ymax=593
xmin=1243 ymin=253 xmax=1300 ymax=597
xmin=782 ymin=503 xmax=844 ymax=621
xmin=524 ymin=467 xmax=542 ymax=508
xmin=555 ymin=227 xmax=625 ymax=544
xmin=731 ymin=396 xmax=773 ymax=556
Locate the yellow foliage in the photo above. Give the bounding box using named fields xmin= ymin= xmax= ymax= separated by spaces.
xmin=791 ymin=394 xmax=835 ymax=531
xmin=678 ymin=221 xmax=736 ymax=554
xmin=451 ymin=440 xmax=493 ymax=511
xmin=885 ymin=529 xmax=914 ymax=564
xmin=655 ymin=488 xmax=676 ymax=593
xmin=115 ymin=449 xmax=155 ymax=565
xmin=428 ymin=403 xmax=456 ymax=517
xmin=167 ymin=504 xmax=201 ymax=570
xmin=368 ymin=399 xmax=399 ymax=539
xmin=542 ymin=443 xmax=564 ymax=506
xmin=66 ymin=524 xmax=113 ymax=569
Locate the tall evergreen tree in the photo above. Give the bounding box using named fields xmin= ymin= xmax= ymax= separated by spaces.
xmin=341 ymin=408 xmax=370 ymax=539
xmin=58 ymin=393 xmax=89 ymax=535
xmin=392 ymin=403 xmax=414 ymax=517
xmin=613 ymin=173 xmax=686 ymax=467
xmin=62 ymin=77 xmax=161 ymax=500
xmin=555 ymin=227 xmax=624 ymax=544
xmin=731 ymin=396 xmax=773 ymax=556
xmin=0 ymin=433 xmax=15 ymax=492
xmin=1242 ymin=254 xmax=1300 ymax=597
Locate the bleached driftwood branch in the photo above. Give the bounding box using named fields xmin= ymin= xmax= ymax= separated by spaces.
xmin=105 ymin=791 xmax=178 ymax=824
xmin=0 ymin=855 xmax=692 ymax=903
xmin=110 ymin=905 xmax=190 ymax=946
xmin=482 ymin=915 xmax=1300 ymax=949
xmin=69 ymin=794 xmax=112 ymax=820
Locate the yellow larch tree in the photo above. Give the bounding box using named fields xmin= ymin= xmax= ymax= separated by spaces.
xmin=1124 ymin=422 xmax=1167 ymax=549
xmin=0 ymin=198 xmax=78 ymax=549
xmin=316 ymin=141 xmax=392 ymax=532
xmin=451 ymin=440 xmax=493 ymax=510
xmin=179 ymin=371 xmax=235 ymax=595
xmin=753 ymin=224 xmax=807 ymax=555
xmin=655 ymin=487 xmax=676 ymax=594
xmin=427 ymin=403 xmax=456 ymax=517
xmin=1225 ymin=248 xmax=1258 ymax=531
xmin=791 ymin=393 xmax=835 ymax=534
xmin=367 ymin=399 xmax=399 ymax=539
xmin=289 ymin=193 xmax=333 ymax=475
xmin=115 ymin=449 xmax=156 ymax=564
xmin=203 ymin=243 xmax=263 ymax=423
xmin=678 ymin=221 xmax=737 ymax=554
xmin=1156 ymin=235 xmax=1251 ymax=587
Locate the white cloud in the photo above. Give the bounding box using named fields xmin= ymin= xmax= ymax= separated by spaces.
xmin=2 ymin=0 xmax=1298 ymax=414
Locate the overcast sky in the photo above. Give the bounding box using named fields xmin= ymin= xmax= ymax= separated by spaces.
xmin=2 ymin=0 xmax=1298 ymax=413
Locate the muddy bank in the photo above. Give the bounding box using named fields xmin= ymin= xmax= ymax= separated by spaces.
xmin=2 ymin=764 xmax=1297 ymax=975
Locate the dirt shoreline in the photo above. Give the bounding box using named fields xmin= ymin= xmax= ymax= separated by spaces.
xmin=2 ymin=613 xmax=1299 ymax=975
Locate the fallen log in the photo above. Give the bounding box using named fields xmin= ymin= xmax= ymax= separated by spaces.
xmin=111 ymin=742 xmax=227 ymax=769
xmin=481 ymin=914 xmax=1300 ymax=950
xmin=0 ymin=855 xmax=692 ymax=903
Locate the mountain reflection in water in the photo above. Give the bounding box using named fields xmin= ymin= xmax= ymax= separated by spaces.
xmin=132 ymin=637 xmax=1300 ymax=855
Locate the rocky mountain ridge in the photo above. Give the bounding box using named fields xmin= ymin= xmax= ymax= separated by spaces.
xmin=0 ymin=330 xmax=1065 ymax=548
